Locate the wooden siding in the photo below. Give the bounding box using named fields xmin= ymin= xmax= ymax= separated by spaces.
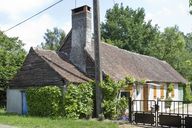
xmin=10 ymin=48 xmax=64 ymax=89
xmin=59 ymin=30 xmax=72 ymax=56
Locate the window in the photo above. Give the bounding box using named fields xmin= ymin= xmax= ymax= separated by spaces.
xmin=120 ymin=92 xmax=130 ymax=98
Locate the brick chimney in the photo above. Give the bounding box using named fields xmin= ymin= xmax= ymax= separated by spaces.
xmin=69 ymin=5 xmax=92 ymax=72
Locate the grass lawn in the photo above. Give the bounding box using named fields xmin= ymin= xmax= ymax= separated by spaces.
xmin=0 ymin=109 xmax=118 ymax=128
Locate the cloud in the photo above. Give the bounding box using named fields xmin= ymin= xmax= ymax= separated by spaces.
xmin=1 ymin=14 xmax=56 ymax=51
xmin=0 ymin=0 xmax=54 ymax=20
xmin=146 ymin=0 xmax=167 ymax=4
xmin=145 ymin=7 xmax=172 ymax=26
xmin=2 ymin=13 xmax=72 ymax=52
xmin=144 ymin=0 xmax=192 ymax=33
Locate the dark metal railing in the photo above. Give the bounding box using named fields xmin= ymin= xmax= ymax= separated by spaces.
xmin=129 ymin=99 xmax=192 ymax=128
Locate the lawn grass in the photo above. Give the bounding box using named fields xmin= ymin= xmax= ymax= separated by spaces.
xmin=0 ymin=109 xmax=118 ymax=128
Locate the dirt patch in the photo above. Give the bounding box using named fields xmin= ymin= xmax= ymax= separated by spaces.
xmin=0 ymin=124 xmax=16 ymax=128
xmin=119 ymin=124 xmax=141 ymax=128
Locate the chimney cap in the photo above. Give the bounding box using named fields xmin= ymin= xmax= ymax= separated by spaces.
xmin=72 ymin=5 xmax=91 ymax=14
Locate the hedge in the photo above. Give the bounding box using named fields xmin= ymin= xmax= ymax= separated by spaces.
xmin=64 ymin=82 xmax=93 ymax=119
xmin=26 ymin=83 xmax=93 ymax=118
xmin=26 ymin=86 xmax=63 ymax=117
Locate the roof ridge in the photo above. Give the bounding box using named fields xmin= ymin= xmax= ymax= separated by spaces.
xmin=34 ymin=47 xmax=57 ymax=53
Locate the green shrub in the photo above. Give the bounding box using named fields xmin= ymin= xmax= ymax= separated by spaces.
xmin=116 ymin=97 xmax=128 ymax=117
xmin=26 ymin=86 xmax=62 ymax=117
xmin=100 ymin=76 xmax=126 ymax=119
xmin=165 ymin=96 xmax=172 ymax=108
xmin=64 ymin=82 xmax=93 ymax=119
xmin=184 ymin=83 xmax=192 ymax=103
xmin=102 ymin=99 xmax=117 ymax=119
xmin=167 ymin=83 xmax=174 ymax=93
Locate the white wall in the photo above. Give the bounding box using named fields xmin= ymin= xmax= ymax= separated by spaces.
xmin=7 ymin=89 xmax=22 ymax=114
xmin=132 ymin=83 xmax=182 ymax=112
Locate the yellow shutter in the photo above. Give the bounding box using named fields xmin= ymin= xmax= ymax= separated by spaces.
xmin=154 ymin=86 xmax=157 ymax=99
xmin=160 ymin=85 xmax=164 ymax=99
xmin=171 ymin=84 xmax=174 ymax=97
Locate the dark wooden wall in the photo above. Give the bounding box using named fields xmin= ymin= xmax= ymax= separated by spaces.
xmin=59 ymin=31 xmax=72 ymax=57
xmin=10 ymin=49 xmax=64 ymax=89
xmin=86 ymin=54 xmax=95 ymax=78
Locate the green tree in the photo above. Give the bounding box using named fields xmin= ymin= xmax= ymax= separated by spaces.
xmin=185 ymin=33 xmax=192 ymax=52
xmin=184 ymin=33 xmax=192 ymax=81
xmin=101 ymin=3 xmax=160 ymax=55
xmin=0 ymin=31 xmax=26 ymax=88
xmin=150 ymin=26 xmax=192 ymax=81
xmin=40 ymin=27 xmax=65 ymax=51
xmin=150 ymin=26 xmax=185 ymax=65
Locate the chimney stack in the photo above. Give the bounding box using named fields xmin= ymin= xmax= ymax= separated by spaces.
xmin=70 ymin=5 xmax=92 ymax=72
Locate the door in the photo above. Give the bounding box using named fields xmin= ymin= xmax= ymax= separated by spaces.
xmin=143 ymin=85 xmax=149 ymax=111
xmin=21 ymin=92 xmax=28 ymax=115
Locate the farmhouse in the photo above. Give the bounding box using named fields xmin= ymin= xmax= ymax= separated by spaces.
xmin=7 ymin=5 xmax=187 ymax=114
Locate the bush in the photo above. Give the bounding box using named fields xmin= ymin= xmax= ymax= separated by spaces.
xmin=100 ymin=75 xmax=126 ymax=119
xmin=184 ymin=83 xmax=192 ymax=103
xmin=64 ymin=82 xmax=93 ymax=119
xmin=165 ymin=96 xmax=172 ymax=108
xmin=167 ymin=84 xmax=174 ymax=93
xmin=102 ymin=99 xmax=117 ymax=119
xmin=26 ymin=86 xmax=62 ymax=117
xmin=26 ymin=83 xmax=93 ymax=118
xmin=116 ymin=97 xmax=128 ymax=117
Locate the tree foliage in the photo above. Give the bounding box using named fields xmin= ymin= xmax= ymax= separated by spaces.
xmin=101 ymin=3 xmax=159 ymax=55
xmin=184 ymin=83 xmax=192 ymax=103
xmin=40 ymin=27 xmax=65 ymax=51
xmin=148 ymin=26 xmax=192 ymax=80
xmin=185 ymin=33 xmax=192 ymax=52
xmin=0 ymin=31 xmax=26 ymax=88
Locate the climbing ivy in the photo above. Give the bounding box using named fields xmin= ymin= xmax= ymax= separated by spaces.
xmin=64 ymin=82 xmax=93 ymax=119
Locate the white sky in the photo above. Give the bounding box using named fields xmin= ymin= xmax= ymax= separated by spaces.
xmin=0 ymin=0 xmax=192 ymax=51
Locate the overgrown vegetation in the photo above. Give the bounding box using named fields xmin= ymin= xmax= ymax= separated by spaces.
xmin=167 ymin=84 xmax=174 ymax=93
xmin=100 ymin=76 xmax=128 ymax=119
xmin=26 ymin=83 xmax=93 ymax=118
xmin=26 ymin=86 xmax=62 ymax=117
xmin=184 ymin=83 xmax=192 ymax=103
xmin=64 ymin=82 xmax=93 ymax=119
xmin=26 ymin=76 xmax=131 ymax=119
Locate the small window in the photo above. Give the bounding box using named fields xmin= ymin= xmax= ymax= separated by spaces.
xmin=120 ymin=91 xmax=130 ymax=98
